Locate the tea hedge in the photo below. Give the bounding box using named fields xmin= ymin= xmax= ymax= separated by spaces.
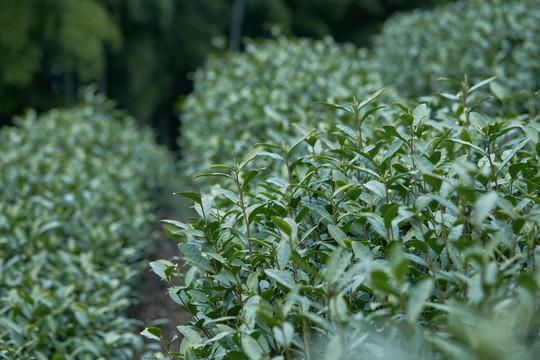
xmin=146 ymin=80 xmax=540 ymax=359
xmin=178 ymin=36 xmax=398 ymax=177
xmin=372 ymin=0 xmax=540 ymax=115
xmin=178 ymin=0 xmax=540 ymax=180
xmin=0 ymin=91 xmax=176 ymax=359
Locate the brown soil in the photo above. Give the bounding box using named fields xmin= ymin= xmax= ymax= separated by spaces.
xmin=128 ymin=212 xmax=192 ymax=348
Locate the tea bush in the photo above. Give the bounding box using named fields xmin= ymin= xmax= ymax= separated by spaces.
xmin=178 ymin=0 xmax=540 ymax=181
xmin=146 ymin=81 xmax=540 ymax=359
xmin=0 ymin=91 xmax=176 ymax=359
xmin=372 ymin=0 xmax=540 ymax=114
xmin=178 ymin=36 xmax=398 ymax=177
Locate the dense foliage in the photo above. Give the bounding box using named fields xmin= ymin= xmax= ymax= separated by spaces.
xmin=179 ymin=36 xmax=397 ymax=177
xmin=0 ymin=0 xmax=446 ymax=138
xmin=162 ymin=1 xmax=540 ymax=357
xmin=372 ymin=0 xmax=540 ymax=114
xmin=147 ymin=80 xmax=540 ymax=359
xmin=0 ymin=91 xmax=176 ymax=359
xmin=178 ymin=0 xmax=540 ymax=176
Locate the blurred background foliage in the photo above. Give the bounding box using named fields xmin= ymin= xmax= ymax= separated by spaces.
xmin=0 ymin=0 xmax=449 ymax=147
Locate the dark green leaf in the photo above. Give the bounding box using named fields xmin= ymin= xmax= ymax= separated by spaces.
xmin=381 ymin=203 xmax=400 ymax=229
xmin=361 ymin=105 xmax=386 ymax=122
xmin=383 ymin=125 xmax=407 ymax=142
xmin=178 ymin=243 xmax=215 ymax=274
xmin=315 ymin=101 xmax=350 ymax=112
xmin=242 ymin=168 xmax=265 ymax=189
xmin=140 ymin=327 xmax=162 ymax=342
xmin=174 ymin=191 xmax=201 ymax=204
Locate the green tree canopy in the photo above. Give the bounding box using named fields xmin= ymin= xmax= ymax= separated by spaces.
xmin=0 ymin=0 xmax=451 ymax=145
xmin=0 ymin=0 xmax=228 ymax=130
xmin=241 ymin=0 xmax=451 ymax=46
xmin=0 ymin=0 xmax=121 ymax=115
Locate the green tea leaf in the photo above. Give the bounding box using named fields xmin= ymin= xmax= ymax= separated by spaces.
xmin=239 ymin=146 xmax=262 ymax=170
xmin=497 ymin=138 xmax=529 ymax=176
xmin=383 ymin=125 xmax=407 ymax=142
xmin=315 ymin=101 xmax=350 ymax=112
xmin=381 ymin=203 xmax=400 ymax=229
xmin=242 ymin=168 xmax=265 ymax=189
xmin=304 ymin=203 xmax=333 ymax=223
xmin=351 ymin=242 xmax=372 ymax=263
xmin=177 ymin=325 xmax=201 ymax=345
xmin=473 ymin=191 xmax=498 ymax=226
xmin=327 ymin=224 xmax=347 ymax=247
xmin=276 ymin=243 xmax=291 ymax=270
xmin=407 ymin=278 xmax=434 ymax=325
xmin=272 ymin=216 xmax=293 ymax=238
xmin=140 ymin=327 xmax=162 ymax=342
xmin=264 ymin=269 xmax=296 ymax=289
xmin=361 ymin=105 xmax=386 ymax=122
xmin=273 ymin=322 xmax=294 ymax=347
xmin=412 ymin=103 xmax=428 ymax=128
xmin=178 ymin=243 xmax=215 ymax=274
xmin=212 ymin=187 xmax=239 ymax=203
xmin=447 ymin=138 xmax=485 ymax=155
xmin=242 ymin=336 xmax=264 ymax=360
xmin=469 ymin=76 xmax=498 ymax=93
xmin=358 ymin=88 xmax=386 ymax=108
xmin=469 ymin=112 xmax=488 ymax=131
xmin=363 ymin=180 xmax=387 ymax=199
xmin=174 ymin=191 xmax=201 ymax=204
xmin=149 ymin=261 xmax=172 ymax=282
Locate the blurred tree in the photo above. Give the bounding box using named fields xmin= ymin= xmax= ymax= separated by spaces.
xmin=0 ymin=0 xmax=121 ymax=121
xmin=241 ymin=0 xmax=452 ymax=46
xmin=101 ymin=0 xmax=229 ymax=145
xmin=0 ymin=0 xmax=228 ymax=138
xmin=0 ymin=0 xmax=451 ymax=146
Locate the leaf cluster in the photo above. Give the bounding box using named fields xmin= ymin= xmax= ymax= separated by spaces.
xmin=148 ymin=85 xmax=540 ymax=359
xmin=372 ymin=0 xmax=540 ymax=115
xmin=0 ymin=90 xmax=177 ymax=359
xmin=178 ymin=36 xmax=400 ymax=178
xmin=178 ymin=0 xmax=540 ymax=179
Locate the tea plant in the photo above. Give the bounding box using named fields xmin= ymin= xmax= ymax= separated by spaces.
xmin=145 ymin=81 xmax=539 ymax=359
xmin=178 ymin=0 xmax=540 ymax=183
xmin=0 ymin=90 xmax=176 ymax=359
xmin=178 ymin=36 xmax=399 ymax=177
xmin=372 ymin=0 xmax=540 ymax=115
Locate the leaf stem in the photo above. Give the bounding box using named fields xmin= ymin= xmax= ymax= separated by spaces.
xmin=235 ymin=169 xmax=252 ymax=255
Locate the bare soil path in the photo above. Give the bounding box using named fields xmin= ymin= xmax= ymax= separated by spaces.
xmin=129 ymin=210 xmax=192 ymax=349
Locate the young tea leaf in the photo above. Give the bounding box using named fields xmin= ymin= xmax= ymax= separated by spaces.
xmin=239 ymin=147 xmax=262 ymax=170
